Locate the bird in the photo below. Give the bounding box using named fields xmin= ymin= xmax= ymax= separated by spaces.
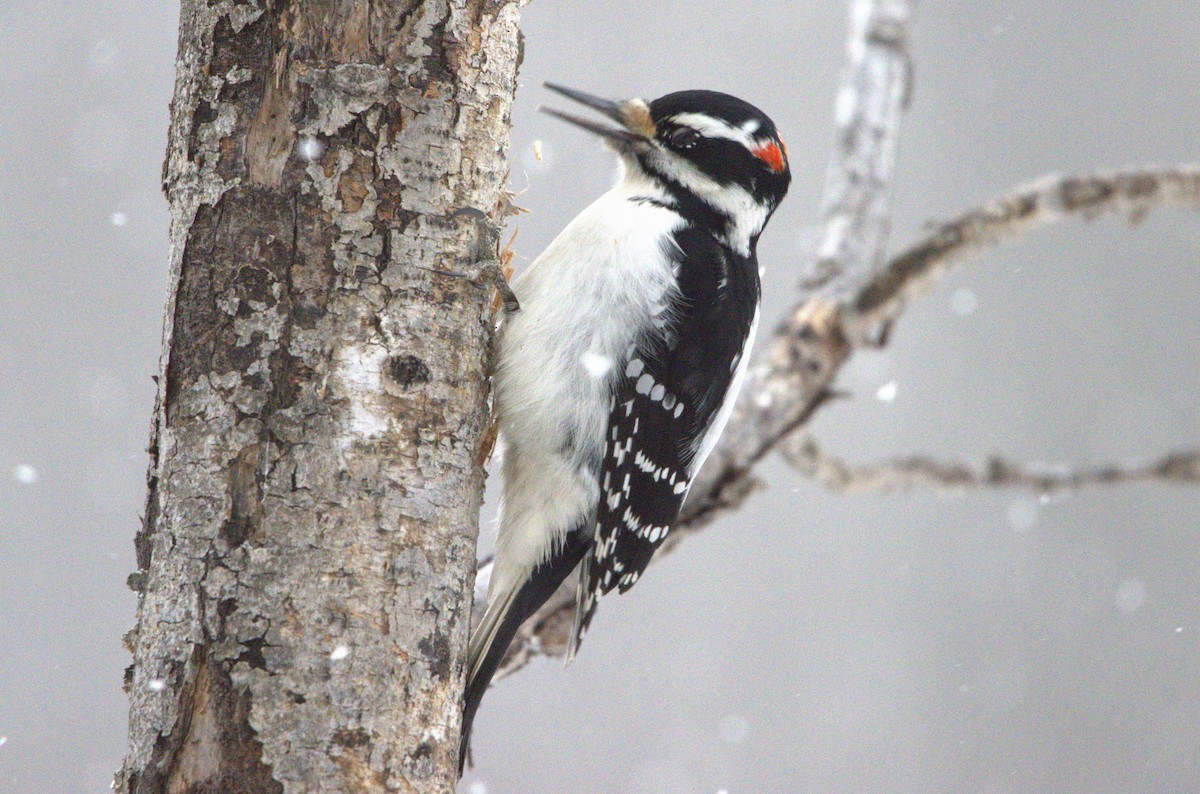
xmin=461 ymin=83 xmax=791 ymax=770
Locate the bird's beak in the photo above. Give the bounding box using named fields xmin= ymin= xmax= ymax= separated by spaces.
xmin=540 ymin=83 xmax=657 ymax=146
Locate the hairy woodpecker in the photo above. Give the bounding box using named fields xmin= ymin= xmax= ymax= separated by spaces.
xmin=462 ymin=84 xmax=790 ymax=768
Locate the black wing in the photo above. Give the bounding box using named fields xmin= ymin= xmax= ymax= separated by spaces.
xmin=572 ymin=226 xmax=759 ymax=650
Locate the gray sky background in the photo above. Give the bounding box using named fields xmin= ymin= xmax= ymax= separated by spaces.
xmin=1 ymin=2 xmax=1198 ymax=792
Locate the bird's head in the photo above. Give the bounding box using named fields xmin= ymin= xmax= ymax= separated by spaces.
xmin=542 ymin=83 xmax=791 ymax=250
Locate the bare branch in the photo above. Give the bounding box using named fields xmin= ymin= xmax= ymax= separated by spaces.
xmin=850 ymin=166 xmax=1200 ymax=337
xmin=804 ymin=0 xmax=914 ymax=297
xmin=782 ymin=436 xmax=1200 ymax=495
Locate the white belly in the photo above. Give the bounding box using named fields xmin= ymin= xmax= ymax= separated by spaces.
xmin=489 ymin=185 xmax=683 ymax=597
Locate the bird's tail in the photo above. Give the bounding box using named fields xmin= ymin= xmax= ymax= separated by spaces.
xmin=459 ymin=529 xmax=591 ymax=774
xmin=566 ymin=550 xmax=599 ymax=664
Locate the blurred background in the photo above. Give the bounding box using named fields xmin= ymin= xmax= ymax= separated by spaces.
xmin=1 ymin=1 xmax=1198 ymax=792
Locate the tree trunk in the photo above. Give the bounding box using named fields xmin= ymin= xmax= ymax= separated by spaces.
xmin=117 ymin=1 xmax=521 ymax=791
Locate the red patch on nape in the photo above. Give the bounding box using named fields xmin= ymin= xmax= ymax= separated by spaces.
xmin=752 ymin=139 xmax=787 ymax=173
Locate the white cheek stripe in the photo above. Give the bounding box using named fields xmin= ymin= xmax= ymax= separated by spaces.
xmin=666 ymin=112 xmax=758 ymax=149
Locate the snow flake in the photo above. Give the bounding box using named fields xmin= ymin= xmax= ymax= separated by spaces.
xmin=297 ymin=136 xmax=325 ymax=162
xmin=89 ymin=39 xmax=119 ymax=72
xmin=1006 ymin=499 xmax=1037 ymax=531
xmin=950 ymin=287 xmax=978 ymax=317
xmin=330 ymin=644 xmax=350 ymax=661
xmin=473 ymin=562 xmax=492 ymax=601
xmin=719 ymin=714 xmax=750 ymax=745
xmin=580 ymin=352 xmax=613 ymax=379
xmin=875 ymin=381 xmax=898 ymax=403
xmin=1115 ymin=578 xmax=1147 ymax=615
xmin=13 ymin=464 xmax=38 ymax=485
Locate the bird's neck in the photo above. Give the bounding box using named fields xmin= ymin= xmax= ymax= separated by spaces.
xmin=614 ymin=162 xmax=768 ymax=257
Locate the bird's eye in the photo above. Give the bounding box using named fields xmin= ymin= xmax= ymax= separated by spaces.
xmin=669 ymin=127 xmax=700 ymax=149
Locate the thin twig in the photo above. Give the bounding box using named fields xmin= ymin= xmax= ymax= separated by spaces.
xmin=850 ymin=166 xmax=1200 ymax=338
xmin=783 ymin=436 xmax=1200 ymax=495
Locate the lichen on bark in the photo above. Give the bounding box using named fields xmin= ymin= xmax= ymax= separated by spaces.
xmin=119 ymin=1 xmax=523 ymax=791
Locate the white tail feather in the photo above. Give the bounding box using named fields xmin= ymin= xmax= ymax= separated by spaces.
xmin=467 ymin=583 xmax=521 ymax=683
xmin=566 ymin=553 xmax=594 ymax=665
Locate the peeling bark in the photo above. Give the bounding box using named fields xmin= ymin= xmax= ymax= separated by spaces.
xmin=119 ymin=1 xmax=522 ymax=791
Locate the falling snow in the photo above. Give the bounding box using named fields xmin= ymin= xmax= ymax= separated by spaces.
xmin=474 ymin=560 xmax=493 ymax=600
xmin=147 ymin=679 xmax=166 ymax=692
xmin=834 ymin=84 xmax=856 ymax=126
xmin=950 ymin=287 xmax=978 ymax=316
xmin=580 ymin=352 xmax=614 ymax=379
xmin=875 ymin=381 xmax=898 ymax=403
xmin=89 ymin=39 xmax=119 ymax=72
xmin=467 ymin=782 xmax=488 ymax=794
xmin=110 ymin=211 xmax=128 ymax=227
xmin=1006 ymin=498 xmax=1037 ymax=531
xmin=297 ymin=135 xmax=325 ymax=162
xmin=1115 ymin=578 xmax=1147 ymax=615
xmin=13 ymin=464 xmax=38 ymax=485
xmin=330 ymin=644 xmax=350 ymax=661
xmin=719 ymin=714 xmax=750 ymax=745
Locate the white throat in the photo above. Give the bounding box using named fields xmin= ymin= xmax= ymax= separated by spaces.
xmin=617 ymin=151 xmax=768 ymax=256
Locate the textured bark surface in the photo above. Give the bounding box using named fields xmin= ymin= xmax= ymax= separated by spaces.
xmin=118 ymin=1 xmax=522 ymax=791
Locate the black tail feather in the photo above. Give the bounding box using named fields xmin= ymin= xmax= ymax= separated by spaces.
xmin=459 ymin=528 xmax=592 ymax=775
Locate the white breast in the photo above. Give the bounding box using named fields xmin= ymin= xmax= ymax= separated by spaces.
xmin=488 ymin=178 xmax=684 ymax=596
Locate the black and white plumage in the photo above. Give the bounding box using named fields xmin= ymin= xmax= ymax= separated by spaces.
xmin=461 ymin=84 xmax=790 ymax=770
